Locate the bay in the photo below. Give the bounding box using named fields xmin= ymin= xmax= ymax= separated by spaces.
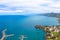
xmin=0 ymin=15 xmax=59 ymax=40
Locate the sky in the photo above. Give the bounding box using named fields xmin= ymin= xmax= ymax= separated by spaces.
xmin=0 ymin=0 xmax=60 ymax=15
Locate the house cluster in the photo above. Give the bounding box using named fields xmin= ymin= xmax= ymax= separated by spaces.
xmin=46 ymin=26 xmax=60 ymax=40
xmin=35 ymin=25 xmax=60 ymax=40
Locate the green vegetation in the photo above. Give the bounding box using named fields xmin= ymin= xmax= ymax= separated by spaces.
xmin=53 ymin=32 xmax=58 ymax=37
xmin=35 ymin=25 xmax=60 ymax=40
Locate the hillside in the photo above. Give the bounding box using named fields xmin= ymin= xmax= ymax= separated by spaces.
xmin=42 ymin=13 xmax=60 ymax=18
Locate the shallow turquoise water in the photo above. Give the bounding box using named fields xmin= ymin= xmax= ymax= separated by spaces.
xmin=0 ymin=15 xmax=59 ymax=40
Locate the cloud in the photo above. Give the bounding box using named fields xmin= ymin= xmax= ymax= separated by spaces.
xmin=0 ymin=4 xmax=7 ymax=8
xmin=0 ymin=0 xmax=60 ymax=15
xmin=0 ymin=10 xmax=24 ymax=12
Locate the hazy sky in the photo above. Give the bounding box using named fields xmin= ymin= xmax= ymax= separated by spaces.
xmin=0 ymin=0 xmax=60 ymax=15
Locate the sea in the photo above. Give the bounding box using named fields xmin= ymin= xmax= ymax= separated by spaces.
xmin=0 ymin=15 xmax=59 ymax=40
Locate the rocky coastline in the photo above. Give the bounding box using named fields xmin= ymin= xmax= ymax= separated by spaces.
xmin=35 ymin=25 xmax=60 ymax=40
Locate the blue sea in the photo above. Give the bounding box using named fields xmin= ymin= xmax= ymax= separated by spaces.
xmin=0 ymin=15 xmax=59 ymax=40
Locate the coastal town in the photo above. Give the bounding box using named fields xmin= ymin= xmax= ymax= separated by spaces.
xmin=0 ymin=25 xmax=60 ymax=40
xmin=35 ymin=25 xmax=60 ymax=40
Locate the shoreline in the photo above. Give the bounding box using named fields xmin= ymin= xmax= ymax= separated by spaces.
xmin=35 ymin=25 xmax=60 ymax=40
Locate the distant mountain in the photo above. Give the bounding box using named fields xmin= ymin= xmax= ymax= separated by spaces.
xmin=41 ymin=13 xmax=60 ymax=18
